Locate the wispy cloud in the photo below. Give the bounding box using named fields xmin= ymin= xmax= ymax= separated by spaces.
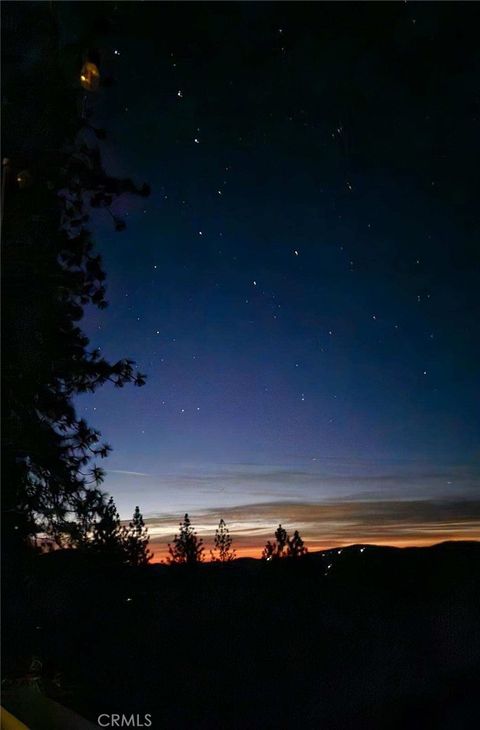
xmin=142 ymin=496 xmax=480 ymax=561
xmin=108 ymin=458 xmax=480 ymax=559
xmin=109 ymin=459 xmax=480 ymax=509
xmin=108 ymin=469 xmax=152 ymax=477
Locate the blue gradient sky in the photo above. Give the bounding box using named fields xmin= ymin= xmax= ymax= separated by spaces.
xmin=66 ymin=3 xmax=480 ymax=556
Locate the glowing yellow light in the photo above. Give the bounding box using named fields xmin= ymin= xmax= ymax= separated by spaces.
xmin=80 ymin=61 xmax=100 ymax=91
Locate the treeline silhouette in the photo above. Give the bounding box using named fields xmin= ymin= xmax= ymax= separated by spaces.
xmin=60 ymin=505 xmax=309 ymax=565
xmin=166 ymin=513 xmax=308 ymax=563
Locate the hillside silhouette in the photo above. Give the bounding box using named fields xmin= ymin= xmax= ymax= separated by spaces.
xmin=2 ymin=541 xmax=480 ymax=729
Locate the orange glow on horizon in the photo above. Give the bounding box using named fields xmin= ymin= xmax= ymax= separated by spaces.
xmin=136 ymin=497 xmax=480 ymax=563
xmin=149 ymin=533 xmax=479 ymax=563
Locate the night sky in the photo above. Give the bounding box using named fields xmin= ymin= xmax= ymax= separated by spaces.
xmin=65 ymin=3 xmax=479 ymax=558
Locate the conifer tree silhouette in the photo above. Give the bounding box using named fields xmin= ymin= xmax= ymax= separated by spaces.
xmin=168 ymin=514 xmax=204 ymax=565
xmin=2 ymin=3 xmax=149 ymax=563
xmin=274 ymin=524 xmax=288 ymax=558
xmin=91 ymin=497 xmax=128 ymax=562
xmin=64 ymin=488 xmax=106 ymax=549
xmin=210 ymin=518 xmax=236 ymax=562
xmin=262 ymin=524 xmax=301 ymax=560
xmin=262 ymin=540 xmax=277 ymax=561
xmin=287 ymin=530 xmax=308 ymax=558
xmin=125 ymin=506 xmax=153 ymax=566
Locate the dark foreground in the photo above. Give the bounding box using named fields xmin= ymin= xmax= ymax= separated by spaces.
xmin=3 ymin=542 xmax=480 ymax=729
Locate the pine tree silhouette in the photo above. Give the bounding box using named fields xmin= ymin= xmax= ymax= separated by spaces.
xmin=91 ymin=497 xmax=128 ymax=562
xmin=262 ymin=524 xmax=297 ymax=560
xmin=64 ymin=488 xmax=106 ymax=549
xmin=168 ymin=514 xmax=204 ymax=565
xmin=287 ymin=530 xmax=308 ymax=558
xmin=274 ymin=524 xmax=288 ymax=558
xmin=262 ymin=540 xmax=277 ymax=561
xmin=125 ymin=506 xmax=153 ymax=566
xmin=2 ymin=3 xmax=149 ymax=564
xmin=210 ymin=518 xmax=236 ymax=562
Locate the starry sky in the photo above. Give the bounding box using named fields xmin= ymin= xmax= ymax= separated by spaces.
xmin=65 ymin=2 xmax=480 ymax=558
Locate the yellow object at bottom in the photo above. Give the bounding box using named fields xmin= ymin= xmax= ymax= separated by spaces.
xmin=1 ymin=706 xmax=29 ymax=730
